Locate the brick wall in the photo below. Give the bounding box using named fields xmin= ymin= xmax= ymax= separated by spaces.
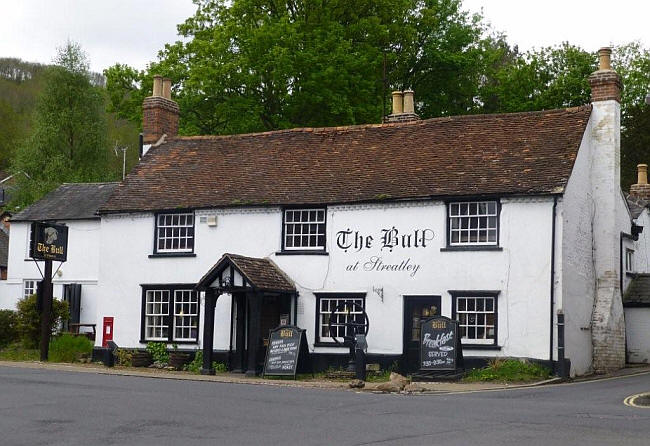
xmin=142 ymin=96 xmax=179 ymax=144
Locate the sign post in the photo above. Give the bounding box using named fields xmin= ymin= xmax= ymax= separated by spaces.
xmin=414 ymin=316 xmax=464 ymax=380
xmin=29 ymin=221 xmax=68 ymax=361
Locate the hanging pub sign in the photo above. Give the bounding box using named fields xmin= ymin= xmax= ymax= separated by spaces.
xmin=263 ymin=326 xmax=311 ymax=378
xmin=30 ymin=221 xmax=68 ymax=262
xmin=419 ymin=316 xmax=463 ymax=372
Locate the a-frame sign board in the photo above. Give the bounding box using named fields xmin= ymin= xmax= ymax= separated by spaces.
xmin=412 ymin=316 xmax=465 ymax=381
xmin=262 ymin=326 xmax=312 ymax=379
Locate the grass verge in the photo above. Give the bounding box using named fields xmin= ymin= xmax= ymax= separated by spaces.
xmin=463 ymin=359 xmax=551 ymax=383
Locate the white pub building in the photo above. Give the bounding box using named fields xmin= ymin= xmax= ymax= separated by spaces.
xmin=3 ymin=48 xmax=650 ymax=376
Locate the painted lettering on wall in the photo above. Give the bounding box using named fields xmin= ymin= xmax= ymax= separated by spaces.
xmin=338 ymin=226 xmax=434 ymax=277
xmin=336 ymin=227 xmax=434 ymax=252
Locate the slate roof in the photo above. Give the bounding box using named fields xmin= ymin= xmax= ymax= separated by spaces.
xmin=623 ymin=274 xmax=650 ymax=307
xmin=197 ymin=253 xmax=295 ymax=293
xmin=12 ymin=182 xmax=119 ymax=222
xmin=0 ymin=230 xmax=8 ymax=268
xmin=626 ymin=193 xmax=648 ymax=219
xmin=100 ymin=106 xmax=592 ymax=213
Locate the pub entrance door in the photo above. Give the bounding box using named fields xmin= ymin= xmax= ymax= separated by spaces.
xmin=402 ymin=295 xmax=441 ymax=373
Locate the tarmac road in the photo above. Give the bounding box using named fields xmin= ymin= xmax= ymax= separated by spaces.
xmin=0 ymin=365 xmax=649 ymax=445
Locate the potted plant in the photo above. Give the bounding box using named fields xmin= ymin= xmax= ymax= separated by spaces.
xmin=169 ymin=343 xmax=190 ymax=370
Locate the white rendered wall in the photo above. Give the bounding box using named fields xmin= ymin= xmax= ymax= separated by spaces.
xmin=625 ymin=308 xmax=650 ymax=363
xmin=0 ymin=220 xmax=101 ymax=330
xmin=97 ymin=198 xmax=555 ymax=363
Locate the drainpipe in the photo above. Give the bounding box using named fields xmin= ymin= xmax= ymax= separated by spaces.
xmin=550 ymin=196 xmax=558 ymax=370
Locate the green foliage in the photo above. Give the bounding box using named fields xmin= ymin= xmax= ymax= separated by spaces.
xmin=15 ymin=294 xmax=69 ymax=349
xmin=0 ymin=310 xmax=17 ymax=348
xmin=114 ymin=348 xmax=133 ymax=367
xmin=0 ymin=343 xmax=39 ymax=361
xmin=183 ymin=350 xmax=226 ymax=374
xmin=48 ymin=334 xmax=93 ymax=363
xmin=146 ymin=342 xmax=169 ymax=363
xmin=464 ymin=359 xmax=551 ymax=383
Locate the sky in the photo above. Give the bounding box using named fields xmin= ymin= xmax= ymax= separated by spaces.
xmin=0 ymin=0 xmax=649 ymax=74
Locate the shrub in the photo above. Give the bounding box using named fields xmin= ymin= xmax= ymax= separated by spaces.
xmin=0 ymin=310 xmax=17 ymax=348
xmin=48 ymin=334 xmax=93 ymax=363
xmin=183 ymin=351 xmax=226 ymax=374
xmin=115 ymin=348 xmax=133 ymax=367
xmin=15 ymin=294 xmax=69 ymax=349
xmin=146 ymin=342 xmax=169 ymax=363
xmin=464 ymin=359 xmax=551 ymax=383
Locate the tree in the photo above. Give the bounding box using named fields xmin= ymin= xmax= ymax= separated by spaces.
xmin=10 ymin=42 xmax=113 ymax=208
xmin=105 ymin=0 xmax=496 ymax=134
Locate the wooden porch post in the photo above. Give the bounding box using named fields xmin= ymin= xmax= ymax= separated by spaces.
xmin=245 ymin=291 xmax=262 ymax=376
xmin=201 ymin=288 xmax=218 ymax=375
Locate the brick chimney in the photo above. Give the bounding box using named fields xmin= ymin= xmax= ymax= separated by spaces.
xmin=630 ymin=164 xmax=650 ymax=200
xmin=588 ymin=47 xmax=626 ymax=373
xmin=142 ymin=75 xmax=179 ymax=145
xmin=385 ymin=90 xmax=419 ymax=123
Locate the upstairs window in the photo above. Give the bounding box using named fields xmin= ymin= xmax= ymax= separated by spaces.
xmin=448 ymin=201 xmax=499 ymax=246
xmin=155 ymin=212 xmax=194 ymax=253
xmin=283 ymin=208 xmax=326 ymax=251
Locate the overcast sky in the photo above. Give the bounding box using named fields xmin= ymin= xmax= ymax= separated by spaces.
xmin=0 ymin=0 xmax=648 ymax=74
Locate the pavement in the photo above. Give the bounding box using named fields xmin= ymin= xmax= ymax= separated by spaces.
xmin=1 ymin=360 xmax=649 ymax=393
xmin=1 ymin=362 xmax=650 ymax=445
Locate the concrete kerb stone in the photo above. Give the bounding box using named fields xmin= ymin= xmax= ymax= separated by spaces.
xmin=0 ymin=360 xmax=578 ymax=394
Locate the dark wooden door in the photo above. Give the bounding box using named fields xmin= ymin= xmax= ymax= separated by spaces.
xmin=403 ymin=296 xmax=441 ymax=373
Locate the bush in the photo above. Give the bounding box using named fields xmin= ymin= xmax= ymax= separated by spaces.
xmin=48 ymin=334 xmax=93 ymax=363
xmin=464 ymin=359 xmax=551 ymax=383
xmin=115 ymin=348 xmax=133 ymax=366
xmin=15 ymin=294 xmax=69 ymax=349
xmin=183 ymin=351 xmax=226 ymax=374
xmin=146 ymin=342 xmax=169 ymax=364
xmin=0 ymin=310 xmax=17 ymax=348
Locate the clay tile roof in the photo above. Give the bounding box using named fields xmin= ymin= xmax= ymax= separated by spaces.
xmin=13 ymin=182 xmax=119 ymax=222
xmin=100 ymin=106 xmax=592 ymax=213
xmin=623 ymin=274 xmax=650 ymax=307
xmin=197 ymin=253 xmax=295 ymax=293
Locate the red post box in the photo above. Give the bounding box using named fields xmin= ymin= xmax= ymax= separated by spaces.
xmin=102 ymin=317 xmax=114 ymax=347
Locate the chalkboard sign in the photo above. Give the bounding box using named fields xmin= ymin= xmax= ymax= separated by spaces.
xmin=419 ymin=316 xmax=462 ymax=371
xmin=263 ymin=326 xmax=310 ymax=377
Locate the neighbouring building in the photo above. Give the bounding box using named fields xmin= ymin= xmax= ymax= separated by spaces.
xmin=2 ymin=49 xmax=646 ymax=376
xmin=0 ymin=182 xmax=118 ymax=340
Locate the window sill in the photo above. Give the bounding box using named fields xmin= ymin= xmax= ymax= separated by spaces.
xmin=275 ymin=250 xmax=329 ymax=256
xmin=148 ymin=253 xmax=197 ymax=258
xmin=460 ymin=344 xmax=501 ymax=350
xmin=139 ymin=339 xmax=199 ymax=345
xmin=314 ymin=341 xmax=347 ymax=348
xmin=440 ymin=246 xmax=503 ymax=252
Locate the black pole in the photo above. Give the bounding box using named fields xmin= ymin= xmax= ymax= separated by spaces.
xmin=246 ymin=292 xmax=262 ymax=377
xmin=39 ymin=260 xmax=53 ymax=361
xmin=557 ymin=311 xmax=567 ymax=378
xmin=201 ymin=289 xmax=217 ymax=375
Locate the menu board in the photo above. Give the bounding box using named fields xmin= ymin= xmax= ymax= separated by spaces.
xmin=419 ymin=316 xmax=460 ymax=371
xmin=263 ymin=326 xmax=306 ymax=377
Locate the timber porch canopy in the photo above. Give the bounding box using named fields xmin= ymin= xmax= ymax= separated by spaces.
xmin=195 ymin=253 xmax=297 ymax=376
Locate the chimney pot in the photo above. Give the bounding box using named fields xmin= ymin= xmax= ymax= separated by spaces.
xmin=638 ymin=164 xmax=648 ymax=185
xmin=162 ymin=78 xmax=172 ymax=100
xmin=403 ymin=90 xmax=415 ymax=114
xmin=598 ymin=47 xmax=612 ymax=71
xmin=152 ymin=75 xmax=163 ymax=97
xmin=391 ymin=91 xmax=403 ymax=115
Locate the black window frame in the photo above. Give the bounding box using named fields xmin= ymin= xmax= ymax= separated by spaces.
xmin=140 ymin=284 xmax=201 ymax=344
xmin=150 ymin=210 xmax=197 ymax=258
xmin=450 ymin=290 xmax=500 ymax=349
xmin=313 ymin=292 xmax=366 ymax=346
xmin=441 ymin=199 xmax=503 ymax=252
xmin=278 ymin=206 xmax=328 ymax=255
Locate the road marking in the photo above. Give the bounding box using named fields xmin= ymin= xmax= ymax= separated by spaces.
xmin=623 ymin=393 xmax=650 ymax=409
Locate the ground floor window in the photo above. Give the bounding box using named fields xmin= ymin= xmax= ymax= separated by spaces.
xmin=24 ymin=279 xmax=37 ymax=298
xmin=450 ymin=291 xmax=499 ymax=346
xmin=314 ymin=293 xmax=366 ymax=344
xmin=141 ymin=285 xmax=200 ymax=343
